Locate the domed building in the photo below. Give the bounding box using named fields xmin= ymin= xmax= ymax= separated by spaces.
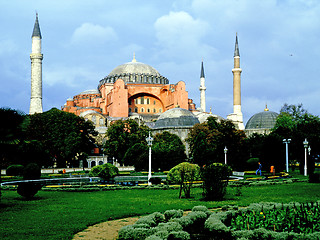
xmin=153 ymin=107 xmax=200 ymax=155
xmin=245 ymin=106 xmax=279 ymax=136
xmin=62 ymin=56 xmax=195 ymax=126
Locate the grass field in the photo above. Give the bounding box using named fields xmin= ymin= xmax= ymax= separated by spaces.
xmin=1 ymin=182 xmax=320 ymax=240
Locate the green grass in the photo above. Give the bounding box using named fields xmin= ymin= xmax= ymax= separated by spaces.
xmin=1 ymin=182 xmax=320 ymax=240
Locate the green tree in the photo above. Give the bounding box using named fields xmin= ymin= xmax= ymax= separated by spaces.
xmin=23 ymin=108 xmax=97 ymax=167
xmin=104 ymin=119 xmax=149 ymax=165
xmin=152 ymin=131 xmax=186 ymax=171
xmin=271 ymin=103 xmax=320 ymax=174
xmin=167 ymin=162 xmax=201 ymax=198
xmin=123 ymin=143 xmax=148 ymax=171
xmin=187 ymin=117 xmax=246 ymax=170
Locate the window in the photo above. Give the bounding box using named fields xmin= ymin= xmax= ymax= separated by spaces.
xmin=92 ymin=115 xmax=96 ymax=124
xmin=134 ymin=107 xmax=138 ymax=113
xmin=153 ymin=109 xmax=156 ymax=113
xmin=135 ymin=99 xmax=138 ymax=104
xmin=154 ymin=100 xmax=156 ymax=105
xmin=147 ymin=98 xmax=150 ymax=104
xmin=141 ymin=96 xmax=144 ymax=104
xmin=99 ymin=118 xmax=104 ymax=126
xmin=129 ymin=108 xmax=132 ymax=113
xmin=141 ymin=107 xmax=144 ymax=113
xmin=147 ymin=108 xmax=150 ymax=113
xmin=159 ymin=109 xmax=162 ymax=113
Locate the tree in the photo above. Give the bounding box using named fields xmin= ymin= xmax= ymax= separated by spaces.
xmin=152 ymin=131 xmax=186 ymax=171
xmin=187 ymin=117 xmax=246 ymax=170
xmin=104 ymin=119 xmax=149 ymax=165
xmin=271 ymin=103 xmax=320 ymax=174
xmin=0 ymin=108 xmax=25 ymax=202
xmin=23 ymin=108 xmax=97 ymax=167
xmin=167 ymin=162 xmax=201 ymax=198
xmin=123 ymin=143 xmax=148 ymax=171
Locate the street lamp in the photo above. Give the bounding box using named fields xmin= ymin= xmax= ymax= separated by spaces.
xmin=224 ymin=146 xmax=228 ymax=165
xmin=303 ymin=138 xmax=308 ymax=176
xmin=146 ymin=132 xmax=154 ymax=185
xmin=283 ymin=139 xmax=291 ymax=172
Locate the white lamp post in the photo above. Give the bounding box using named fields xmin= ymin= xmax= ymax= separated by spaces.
xmin=224 ymin=146 xmax=228 ymax=165
xmin=146 ymin=132 xmax=154 ymax=185
xmin=283 ymin=139 xmax=291 ymax=172
xmin=303 ymin=138 xmax=308 ymax=176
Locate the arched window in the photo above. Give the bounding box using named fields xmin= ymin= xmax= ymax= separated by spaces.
xmin=129 ymin=108 xmax=132 ymax=113
xmin=134 ymin=107 xmax=138 ymax=113
xmin=159 ymin=109 xmax=162 ymax=113
xmin=141 ymin=107 xmax=144 ymax=113
xmin=147 ymin=98 xmax=150 ymax=104
xmin=154 ymin=100 xmax=156 ymax=105
xmin=153 ymin=109 xmax=156 ymax=113
xmin=147 ymin=108 xmax=150 ymax=113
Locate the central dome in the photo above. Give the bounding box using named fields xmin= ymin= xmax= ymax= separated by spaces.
xmin=109 ymin=61 xmax=161 ymax=77
xmin=98 ymin=58 xmax=169 ymax=88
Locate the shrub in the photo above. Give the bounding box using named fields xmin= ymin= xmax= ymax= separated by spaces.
xmin=202 ymin=163 xmax=232 ymax=200
xmin=167 ymin=162 xmax=201 ymax=198
xmin=171 ymin=216 xmax=193 ymax=229
xmin=6 ymin=164 xmax=24 ymax=176
xmin=164 ymin=209 xmax=184 ymax=221
xmin=118 ymin=225 xmax=154 ymax=240
xmin=89 ymin=163 xmax=118 ymax=180
xmin=167 ymin=231 xmax=190 ymax=240
xmin=17 ymin=182 xmax=43 ymax=198
xmin=23 ymin=163 xmax=41 ymax=180
xmin=150 ymin=177 xmax=162 ymax=185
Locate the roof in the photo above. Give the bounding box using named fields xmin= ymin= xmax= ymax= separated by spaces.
xmin=200 ymin=61 xmax=205 ymax=78
xmin=245 ymin=110 xmax=279 ymax=130
xmin=234 ymin=33 xmax=239 ymax=57
xmin=32 ymin=13 xmax=42 ymax=39
xmin=153 ymin=108 xmax=200 ymax=129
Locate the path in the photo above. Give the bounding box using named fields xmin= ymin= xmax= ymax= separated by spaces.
xmin=73 ymin=216 xmax=139 ymax=240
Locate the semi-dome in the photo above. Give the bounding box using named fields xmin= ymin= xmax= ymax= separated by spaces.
xmin=79 ymin=89 xmax=100 ymax=95
xmin=98 ymin=57 xmax=169 ymax=88
xmin=154 ymin=108 xmax=200 ymax=129
xmin=245 ymin=108 xmax=279 ymax=130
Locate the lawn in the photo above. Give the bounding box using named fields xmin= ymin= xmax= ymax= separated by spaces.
xmin=1 ymin=182 xmax=320 ymax=240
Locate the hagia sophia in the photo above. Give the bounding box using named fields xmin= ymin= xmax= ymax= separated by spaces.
xmin=29 ymin=14 xmax=279 ymax=165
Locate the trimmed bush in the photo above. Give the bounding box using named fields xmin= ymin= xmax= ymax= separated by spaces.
xmin=23 ymin=163 xmax=41 ymax=180
xmin=17 ymin=182 xmax=43 ymax=198
xmin=164 ymin=209 xmax=184 ymax=221
xmin=309 ymin=173 xmax=320 ymax=183
xmin=167 ymin=231 xmax=190 ymax=240
xmin=149 ymin=177 xmax=162 ymax=185
xmin=202 ymin=162 xmax=232 ymax=200
xmin=167 ymin=162 xmax=201 ymax=198
xmin=6 ymin=164 xmax=24 ymax=176
xmin=89 ymin=163 xmax=118 ymax=181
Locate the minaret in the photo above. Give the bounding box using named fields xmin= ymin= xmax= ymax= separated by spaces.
xmin=227 ymin=33 xmax=244 ymax=130
xmin=199 ymin=60 xmax=206 ymax=112
xmin=29 ymin=13 xmax=43 ymax=114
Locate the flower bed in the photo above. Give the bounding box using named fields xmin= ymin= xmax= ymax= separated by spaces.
xmin=118 ymin=202 xmax=320 ymax=240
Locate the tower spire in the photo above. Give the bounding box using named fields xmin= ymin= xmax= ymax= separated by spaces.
xmin=227 ymin=33 xmax=244 ymax=130
xmin=234 ymin=32 xmax=239 ymax=57
xmin=199 ymin=59 xmax=206 ymax=112
xmin=29 ymin=13 xmax=43 ymax=114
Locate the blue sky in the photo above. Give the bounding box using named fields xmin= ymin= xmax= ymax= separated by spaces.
xmin=1 ymin=0 xmax=320 ymax=124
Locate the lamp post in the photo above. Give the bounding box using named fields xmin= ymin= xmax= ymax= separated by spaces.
xmin=283 ymin=139 xmax=291 ymax=172
xmin=146 ymin=132 xmax=154 ymax=185
xmin=224 ymin=146 xmax=228 ymax=165
xmin=303 ymin=138 xmax=308 ymax=176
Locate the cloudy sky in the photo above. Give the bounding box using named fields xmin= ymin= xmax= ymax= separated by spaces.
xmin=1 ymin=0 xmax=319 ymax=124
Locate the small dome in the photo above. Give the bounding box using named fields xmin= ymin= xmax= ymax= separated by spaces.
xmin=98 ymin=58 xmax=169 ymax=88
xmin=245 ymin=110 xmax=279 ymax=130
xmin=193 ymin=111 xmax=224 ymax=124
xmin=154 ymin=108 xmax=200 ymax=129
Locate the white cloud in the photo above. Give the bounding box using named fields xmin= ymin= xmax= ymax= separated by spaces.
xmin=71 ymin=23 xmax=118 ymax=45
xmin=154 ymin=11 xmax=212 ymax=60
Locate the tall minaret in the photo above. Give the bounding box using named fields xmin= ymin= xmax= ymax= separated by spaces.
xmin=29 ymin=13 xmax=43 ymax=114
xmin=199 ymin=60 xmax=206 ymax=112
xmin=227 ymin=33 xmax=244 ymax=130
